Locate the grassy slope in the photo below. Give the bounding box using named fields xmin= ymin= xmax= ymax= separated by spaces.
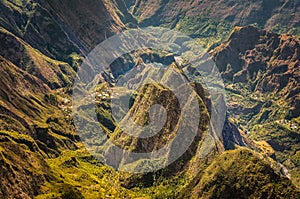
xmin=187 ymin=148 xmax=299 ymax=199
xmin=36 ymin=143 xmax=148 ymax=199
xmin=174 ymin=15 xmax=233 ymax=51
xmin=0 ymin=0 xmax=80 ymax=61
xmin=0 ymin=27 xmax=76 ymax=89
xmin=0 ymin=56 xmax=79 ymax=198
xmin=0 ymin=0 xmax=299 ymax=198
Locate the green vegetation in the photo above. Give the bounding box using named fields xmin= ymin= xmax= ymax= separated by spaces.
xmin=0 ymin=0 xmax=299 ymax=198
xmin=36 ymin=145 xmax=147 ymax=199
xmin=226 ymin=83 xmax=290 ymax=129
xmin=0 ymin=130 xmax=49 ymax=198
xmin=0 ymin=27 xmax=76 ymax=89
xmin=250 ymin=121 xmax=300 ymax=187
xmin=220 ymin=27 xmax=300 ymax=188
xmin=175 ymin=15 xmax=233 ymax=50
xmin=186 ymin=148 xmax=299 ymax=198
xmin=226 ymin=82 xmax=300 ymax=188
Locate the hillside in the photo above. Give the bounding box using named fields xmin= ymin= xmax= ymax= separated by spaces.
xmin=212 ymin=25 xmax=300 ymax=187
xmin=0 ymin=0 xmax=131 ymax=61
xmin=129 ymin=0 xmax=300 ymax=34
xmin=184 ymin=148 xmax=299 ymax=199
xmin=0 ymin=0 xmax=299 ymax=198
xmin=127 ymin=0 xmax=300 ymax=50
xmin=0 ymin=56 xmax=80 ymax=198
xmin=0 ymin=27 xmax=76 ymax=88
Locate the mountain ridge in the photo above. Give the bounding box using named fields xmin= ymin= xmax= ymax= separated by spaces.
xmin=0 ymin=0 xmax=299 ymax=198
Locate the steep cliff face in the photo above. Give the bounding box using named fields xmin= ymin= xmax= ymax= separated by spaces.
xmin=106 ymin=70 xmax=298 ymax=197
xmin=126 ymin=0 xmax=300 ymax=51
xmin=0 ymin=0 xmax=137 ymax=87
xmin=103 ymin=64 xmax=217 ymax=172
xmin=0 ymin=0 xmax=131 ymax=61
xmin=212 ymin=26 xmax=300 ymax=187
xmin=0 ymin=0 xmax=79 ymax=60
xmin=0 ymin=56 xmax=50 ymax=132
xmin=0 ymin=132 xmax=49 ymax=199
xmin=213 ymin=26 xmax=300 ymax=118
xmin=129 ymin=0 xmax=300 ymax=34
xmin=43 ymin=0 xmax=129 ymax=52
xmin=0 ymin=0 xmax=299 ymax=198
xmin=0 ymin=1 xmax=133 ymax=197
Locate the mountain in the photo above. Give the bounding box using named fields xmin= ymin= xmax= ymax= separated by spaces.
xmin=0 ymin=27 xmax=76 ymax=88
xmin=213 ymin=26 xmax=300 ymax=119
xmin=0 ymin=55 xmax=80 ymax=198
xmin=183 ymin=148 xmax=298 ymax=199
xmin=127 ymin=0 xmax=300 ymax=50
xmin=212 ymin=25 xmax=300 ymax=187
xmin=0 ymin=0 xmax=132 ymax=61
xmin=129 ymin=0 xmax=300 ymax=34
xmin=82 ymin=61 xmax=298 ymax=198
xmin=0 ymin=0 xmax=299 ymax=198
